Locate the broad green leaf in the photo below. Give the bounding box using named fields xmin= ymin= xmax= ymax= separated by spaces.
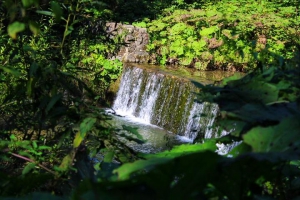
xmin=144 ymin=140 xmax=217 ymax=159
xmin=228 ymin=143 xmax=251 ymax=157
xmin=80 ymin=117 xmax=96 ymax=136
xmin=22 ymin=0 xmax=39 ymax=8
xmin=22 ymin=163 xmax=36 ymax=175
xmin=239 ymin=81 xmax=279 ymax=104
xmin=276 ymin=80 xmax=291 ymax=90
xmin=22 ymin=0 xmax=33 ymax=7
xmin=176 ymin=46 xmax=184 ymax=55
xmin=73 ymin=132 xmax=84 ymax=148
xmin=113 ymin=157 xmax=170 ymax=180
xmin=104 ymin=151 xmax=114 ymax=163
xmin=94 ymin=163 xmax=100 ymax=171
xmin=7 ymin=22 xmax=25 ymax=39
xmin=51 ymin=2 xmax=63 ymax=21
xmin=200 ymin=26 xmax=218 ymax=37
xmin=10 ymin=134 xmax=17 ymax=141
xmin=191 ymin=40 xmax=206 ymax=50
xmin=19 ymin=151 xmax=35 ymax=160
xmin=32 ymin=141 xmax=38 ymax=149
xmin=243 ymin=116 xmax=300 ymax=152
xmin=114 ymin=141 xmax=217 ymax=180
xmin=22 ymin=0 xmax=38 ymax=7
xmin=206 ymin=10 xmax=219 ymax=17
xmin=170 ymin=23 xmax=188 ymax=34
xmin=222 ymin=73 xmax=244 ymax=85
xmin=0 ymin=66 xmax=22 ymax=77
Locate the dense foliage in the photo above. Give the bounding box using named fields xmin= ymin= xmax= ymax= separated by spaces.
xmin=0 ymin=0 xmax=300 ymax=199
xmin=0 ymin=0 xmax=135 ymax=196
xmin=137 ymin=0 xmax=300 ymax=71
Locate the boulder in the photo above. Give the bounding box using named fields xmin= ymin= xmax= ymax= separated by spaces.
xmin=106 ymin=23 xmax=150 ymax=63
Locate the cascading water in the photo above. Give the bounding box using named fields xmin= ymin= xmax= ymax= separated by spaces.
xmin=113 ymin=64 xmax=221 ymax=141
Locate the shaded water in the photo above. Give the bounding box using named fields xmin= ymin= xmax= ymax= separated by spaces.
xmin=108 ymin=112 xmax=192 ymax=153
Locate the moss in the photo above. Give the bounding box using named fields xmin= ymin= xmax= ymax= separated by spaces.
xmin=119 ymin=64 xmax=222 ymax=138
xmin=134 ymin=70 xmax=148 ymax=114
xmin=108 ymin=76 xmax=121 ymax=95
xmin=106 ymin=74 xmax=122 ymax=105
xmin=151 ymin=75 xmax=199 ymax=134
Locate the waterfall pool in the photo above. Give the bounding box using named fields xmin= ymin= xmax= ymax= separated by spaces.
xmin=106 ymin=109 xmax=192 ymax=153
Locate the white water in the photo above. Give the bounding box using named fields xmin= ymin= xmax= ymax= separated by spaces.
xmin=113 ymin=67 xmax=144 ymax=117
xmin=204 ymin=103 xmax=220 ymax=139
xmin=136 ymin=73 xmax=162 ymax=122
xmin=112 ymin=65 xmax=222 ymax=141
xmin=183 ymin=102 xmax=204 ymax=140
xmin=111 ymin=65 xmax=241 ymax=155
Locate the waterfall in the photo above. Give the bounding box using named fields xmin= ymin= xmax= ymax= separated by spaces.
xmin=112 ymin=65 xmax=221 ymax=140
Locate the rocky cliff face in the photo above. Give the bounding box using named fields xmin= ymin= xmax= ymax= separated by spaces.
xmin=106 ymin=23 xmax=150 ymax=63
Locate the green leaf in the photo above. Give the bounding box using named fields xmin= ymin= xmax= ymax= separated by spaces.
xmin=0 ymin=66 xmax=22 ymax=77
xmin=29 ymin=21 xmax=40 ymax=35
xmin=22 ymin=163 xmax=36 ymax=175
xmin=80 ymin=117 xmax=96 ymax=136
xmin=32 ymin=141 xmax=38 ymax=149
xmin=51 ymin=1 xmax=63 ymax=21
xmin=26 ymin=78 xmax=34 ymax=97
xmin=46 ymin=94 xmax=62 ymax=113
xmin=222 ymin=73 xmax=244 ymax=85
xmin=228 ymin=143 xmax=251 ymax=157
xmin=243 ymin=116 xmax=300 ymax=152
xmin=7 ymin=21 xmax=25 ymax=39
xmin=38 ymin=145 xmax=51 ymax=150
xmin=200 ymin=26 xmax=218 ymax=37
xmin=36 ymin=10 xmax=54 ymax=17
xmin=64 ymin=30 xmax=72 ymax=37
xmin=170 ymin=23 xmax=188 ymax=34
xmin=73 ymin=132 xmax=84 ymax=148
xmin=22 ymin=0 xmax=31 ymax=7
xmin=73 ymin=118 xmax=96 ymax=148
xmin=10 ymin=134 xmax=17 ymax=141
xmin=22 ymin=0 xmax=35 ymax=7
xmin=29 ymin=62 xmax=39 ymax=76
xmin=191 ymin=40 xmax=206 ymax=50
xmin=113 ymin=157 xmax=170 ymax=180
xmin=114 ymin=146 xmax=219 ymax=181
xmin=57 ymin=154 xmax=72 ymax=171
xmin=104 ymin=151 xmax=114 ymax=163
xmin=244 ymin=81 xmax=279 ymax=104
xmin=144 ymin=140 xmax=217 ymax=159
